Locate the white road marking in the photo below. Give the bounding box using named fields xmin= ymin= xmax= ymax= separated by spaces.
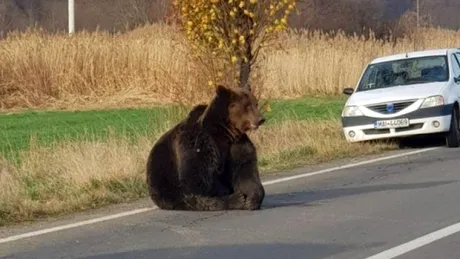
xmin=0 ymin=147 xmax=439 ymax=244
xmin=262 ymin=147 xmax=439 ymax=185
xmin=0 ymin=208 xmax=155 ymax=244
xmin=364 ymin=221 xmax=460 ymax=259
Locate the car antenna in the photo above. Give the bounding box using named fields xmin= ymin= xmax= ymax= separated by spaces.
xmin=405 ymin=52 xmax=408 ymax=58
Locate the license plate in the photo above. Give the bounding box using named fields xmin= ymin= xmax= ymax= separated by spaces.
xmin=373 ymin=118 xmax=410 ymax=129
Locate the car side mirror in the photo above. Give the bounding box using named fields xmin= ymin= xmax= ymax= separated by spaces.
xmin=455 ymin=76 xmax=460 ymax=84
xmin=343 ymin=88 xmax=354 ymax=95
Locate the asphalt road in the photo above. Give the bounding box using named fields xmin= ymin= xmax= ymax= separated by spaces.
xmin=1 ymin=146 xmax=460 ymax=259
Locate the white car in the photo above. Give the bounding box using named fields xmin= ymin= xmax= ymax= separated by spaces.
xmin=341 ymin=48 xmax=460 ymax=148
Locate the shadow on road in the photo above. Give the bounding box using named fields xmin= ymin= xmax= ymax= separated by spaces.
xmin=397 ymin=134 xmax=446 ymax=149
xmin=262 ymin=180 xmax=457 ymax=209
xmin=78 ymin=242 xmax=384 ymax=259
xmin=363 ymin=134 xmax=446 ymax=149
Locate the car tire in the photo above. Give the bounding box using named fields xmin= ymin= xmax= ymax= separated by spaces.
xmin=445 ymin=106 xmax=460 ymax=148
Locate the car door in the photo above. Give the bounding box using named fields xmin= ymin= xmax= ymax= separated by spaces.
xmin=451 ymin=53 xmax=460 ymax=102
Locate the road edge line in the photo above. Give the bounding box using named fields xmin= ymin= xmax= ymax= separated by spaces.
xmin=263 ymin=147 xmax=439 ymax=185
xmin=0 ymin=208 xmax=156 ymax=244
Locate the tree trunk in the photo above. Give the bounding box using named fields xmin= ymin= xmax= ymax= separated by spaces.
xmin=238 ymin=51 xmax=251 ymax=89
xmin=238 ymin=19 xmax=254 ymax=90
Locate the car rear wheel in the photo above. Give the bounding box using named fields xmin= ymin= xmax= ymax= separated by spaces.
xmin=445 ymin=106 xmax=460 ymax=148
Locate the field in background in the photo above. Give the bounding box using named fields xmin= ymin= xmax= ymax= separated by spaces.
xmin=0 ymin=96 xmax=397 ymax=226
xmin=2 ymin=24 xmax=460 ymax=110
xmin=0 ymin=96 xmax=347 ymax=157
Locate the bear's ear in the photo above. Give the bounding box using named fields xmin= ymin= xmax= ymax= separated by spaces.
xmin=242 ymin=82 xmax=252 ymax=92
xmin=216 ymin=84 xmax=231 ymax=98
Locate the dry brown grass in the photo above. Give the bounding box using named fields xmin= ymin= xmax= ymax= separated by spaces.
xmin=2 ymin=24 xmax=460 ymax=110
xmin=0 ymin=119 xmax=396 ymax=226
xmin=0 ymin=24 xmax=214 ymax=110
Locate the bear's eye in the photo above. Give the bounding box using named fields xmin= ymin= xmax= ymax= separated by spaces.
xmin=245 ymin=103 xmax=251 ymax=111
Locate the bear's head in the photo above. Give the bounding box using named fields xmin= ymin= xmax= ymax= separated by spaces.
xmin=216 ymin=84 xmax=265 ymax=134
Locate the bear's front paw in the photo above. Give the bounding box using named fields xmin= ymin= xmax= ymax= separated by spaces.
xmin=228 ymin=191 xmax=247 ymax=209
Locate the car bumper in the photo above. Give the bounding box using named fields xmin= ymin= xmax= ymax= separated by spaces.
xmin=341 ymin=104 xmax=454 ymax=142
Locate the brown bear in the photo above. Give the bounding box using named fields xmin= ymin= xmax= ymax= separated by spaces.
xmin=146 ymin=84 xmax=266 ymax=211
xmin=185 ymin=102 xmax=266 ymax=210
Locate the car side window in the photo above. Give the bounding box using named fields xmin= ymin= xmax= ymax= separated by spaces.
xmin=452 ymin=53 xmax=460 ymax=79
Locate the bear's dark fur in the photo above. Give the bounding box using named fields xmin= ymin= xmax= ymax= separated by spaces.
xmin=225 ymin=133 xmax=265 ymax=210
xmin=146 ymin=85 xmax=266 ymax=211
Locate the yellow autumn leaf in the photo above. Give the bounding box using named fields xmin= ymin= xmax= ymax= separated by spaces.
xmin=264 ymin=104 xmax=272 ymax=112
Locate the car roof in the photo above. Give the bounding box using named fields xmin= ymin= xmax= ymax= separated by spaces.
xmin=369 ymin=48 xmax=460 ymax=64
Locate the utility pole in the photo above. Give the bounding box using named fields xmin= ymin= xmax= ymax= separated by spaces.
xmin=416 ymin=0 xmax=420 ymax=28
xmin=68 ymin=0 xmax=75 ymax=34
